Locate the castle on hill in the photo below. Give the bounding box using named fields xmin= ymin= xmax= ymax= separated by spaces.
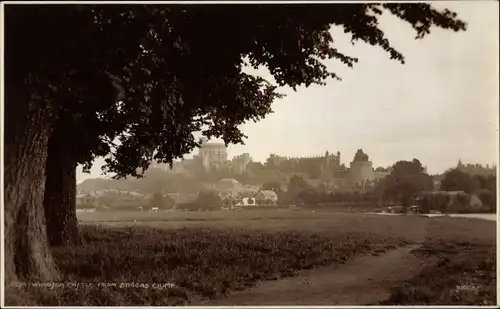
xmin=151 ymin=138 xmax=391 ymax=192
xmin=265 ymin=149 xmax=390 ymax=191
xmin=151 ymin=137 xmax=251 ymax=175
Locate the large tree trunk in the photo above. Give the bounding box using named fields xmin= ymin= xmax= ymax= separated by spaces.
xmin=43 ymin=129 xmax=81 ymax=247
xmin=4 ymin=85 xmax=60 ymax=285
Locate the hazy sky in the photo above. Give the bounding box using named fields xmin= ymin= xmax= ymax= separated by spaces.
xmin=77 ymin=1 xmax=499 ymax=183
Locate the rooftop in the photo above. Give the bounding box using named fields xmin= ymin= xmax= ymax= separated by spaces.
xmin=258 ymin=190 xmax=278 ymax=198
xmin=218 ymin=178 xmax=241 ymax=185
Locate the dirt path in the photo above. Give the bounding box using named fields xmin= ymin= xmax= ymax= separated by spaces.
xmin=195 ymin=244 xmax=425 ymax=306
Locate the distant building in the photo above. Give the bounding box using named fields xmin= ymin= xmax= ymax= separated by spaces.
xmin=204 ymin=178 xmax=242 ymax=198
xmin=231 ymin=153 xmax=252 ymax=173
xmin=266 ymin=151 xmax=342 ymax=178
xmin=76 ymin=193 xmax=97 ymax=206
xmin=215 ymin=178 xmax=241 ymax=191
xmin=152 ymin=139 xmax=253 ymax=175
xmin=149 ymin=145 xmax=435 ymax=194
xmin=254 ymin=189 xmax=279 ymax=205
xmin=91 ymin=189 xmax=145 ymax=199
xmin=199 ymin=137 xmax=228 ymax=170
xmin=238 ymin=185 xmax=261 ymax=197
xmin=456 ymin=159 xmax=496 ymax=177
xmin=236 ymin=197 xmax=257 ymax=206
xmin=348 ymin=149 xmax=375 ymax=190
xmin=76 ymin=193 xmax=97 ymax=211
xmin=167 ymin=193 xmax=198 ymax=205
xmin=264 ymin=149 xmax=393 ymax=193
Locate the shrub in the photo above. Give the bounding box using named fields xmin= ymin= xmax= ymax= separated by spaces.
xmin=148 ymin=192 xmax=175 ymax=210
xmin=181 ymin=191 xmax=223 ymax=211
xmin=477 ymin=189 xmax=496 ymax=212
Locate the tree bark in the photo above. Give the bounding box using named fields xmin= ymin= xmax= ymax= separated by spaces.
xmin=4 ymin=85 xmax=60 ymax=285
xmin=43 ymin=129 xmax=81 ymax=247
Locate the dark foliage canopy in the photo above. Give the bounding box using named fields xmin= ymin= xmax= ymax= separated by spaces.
xmin=380 ymin=159 xmax=434 ymax=206
xmin=473 ymin=174 xmax=497 ymax=194
xmin=440 ymin=168 xmax=481 ymax=194
xmin=194 ymin=191 xmax=223 ymax=210
xmin=262 ymin=181 xmax=282 ymax=193
xmin=6 ymin=4 xmax=466 ymax=178
xmin=149 ymin=192 xmax=175 ymax=209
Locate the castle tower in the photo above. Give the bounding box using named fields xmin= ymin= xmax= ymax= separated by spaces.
xmin=349 ymin=149 xmax=374 ymax=187
xmin=232 ymin=153 xmax=252 ymax=174
xmin=198 ymin=139 xmax=227 ymax=171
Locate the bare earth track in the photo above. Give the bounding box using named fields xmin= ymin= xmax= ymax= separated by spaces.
xmin=196 ymin=244 xmax=424 ymax=306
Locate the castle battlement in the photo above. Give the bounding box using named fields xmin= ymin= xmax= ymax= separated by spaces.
xmin=350 ymin=160 xmax=373 ymax=166
xmin=270 ymin=150 xmax=341 ymax=162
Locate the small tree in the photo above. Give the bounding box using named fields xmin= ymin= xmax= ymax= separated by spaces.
xmin=298 ymin=188 xmax=320 ymax=205
xmin=477 ymin=189 xmax=496 ymax=212
xmin=149 ymin=192 xmax=175 ymax=210
xmin=262 ymin=181 xmax=282 ymax=194
xmin=277 ymin=193 xmax=295 ymax=206
xmin=195 ymin=191 xmax=223 ymax=211
xmin=383 ymin=159 xmax=434 ymax=207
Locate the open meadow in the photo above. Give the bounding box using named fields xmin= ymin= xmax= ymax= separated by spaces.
xmin=7 ymin=209 xmax=496 ymax=306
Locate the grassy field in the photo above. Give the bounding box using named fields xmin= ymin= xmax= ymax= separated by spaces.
xmin=6 ymin=210 xmax=496 ymax=306
xmin=76 ymin=208 xmax=350 ymax=223
xmin=381 ymin=240 xmax=496 ymax=305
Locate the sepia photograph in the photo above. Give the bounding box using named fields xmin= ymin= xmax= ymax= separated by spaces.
xmin=1 ymin=0 xmax=498 ymax=306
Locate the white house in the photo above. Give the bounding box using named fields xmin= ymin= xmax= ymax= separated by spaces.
xmin=235 ymin=197 xmax=256 ymax=206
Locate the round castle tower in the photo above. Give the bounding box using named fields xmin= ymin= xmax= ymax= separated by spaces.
xmin=349 ymin=149 xmax=375 ymax=187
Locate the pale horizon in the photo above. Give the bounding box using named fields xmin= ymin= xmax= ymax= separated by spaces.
xmin=77 ymin=1 xmax=499 ymax=183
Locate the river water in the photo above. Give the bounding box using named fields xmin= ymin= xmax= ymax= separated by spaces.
xmin=371 ymin=212 xmax=497 ymax=221
xmin=441 ymin=213 xmax=496 ymax=221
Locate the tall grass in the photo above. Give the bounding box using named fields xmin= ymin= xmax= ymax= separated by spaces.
xmin=6 ymin=226 xmax=406 ymax=306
